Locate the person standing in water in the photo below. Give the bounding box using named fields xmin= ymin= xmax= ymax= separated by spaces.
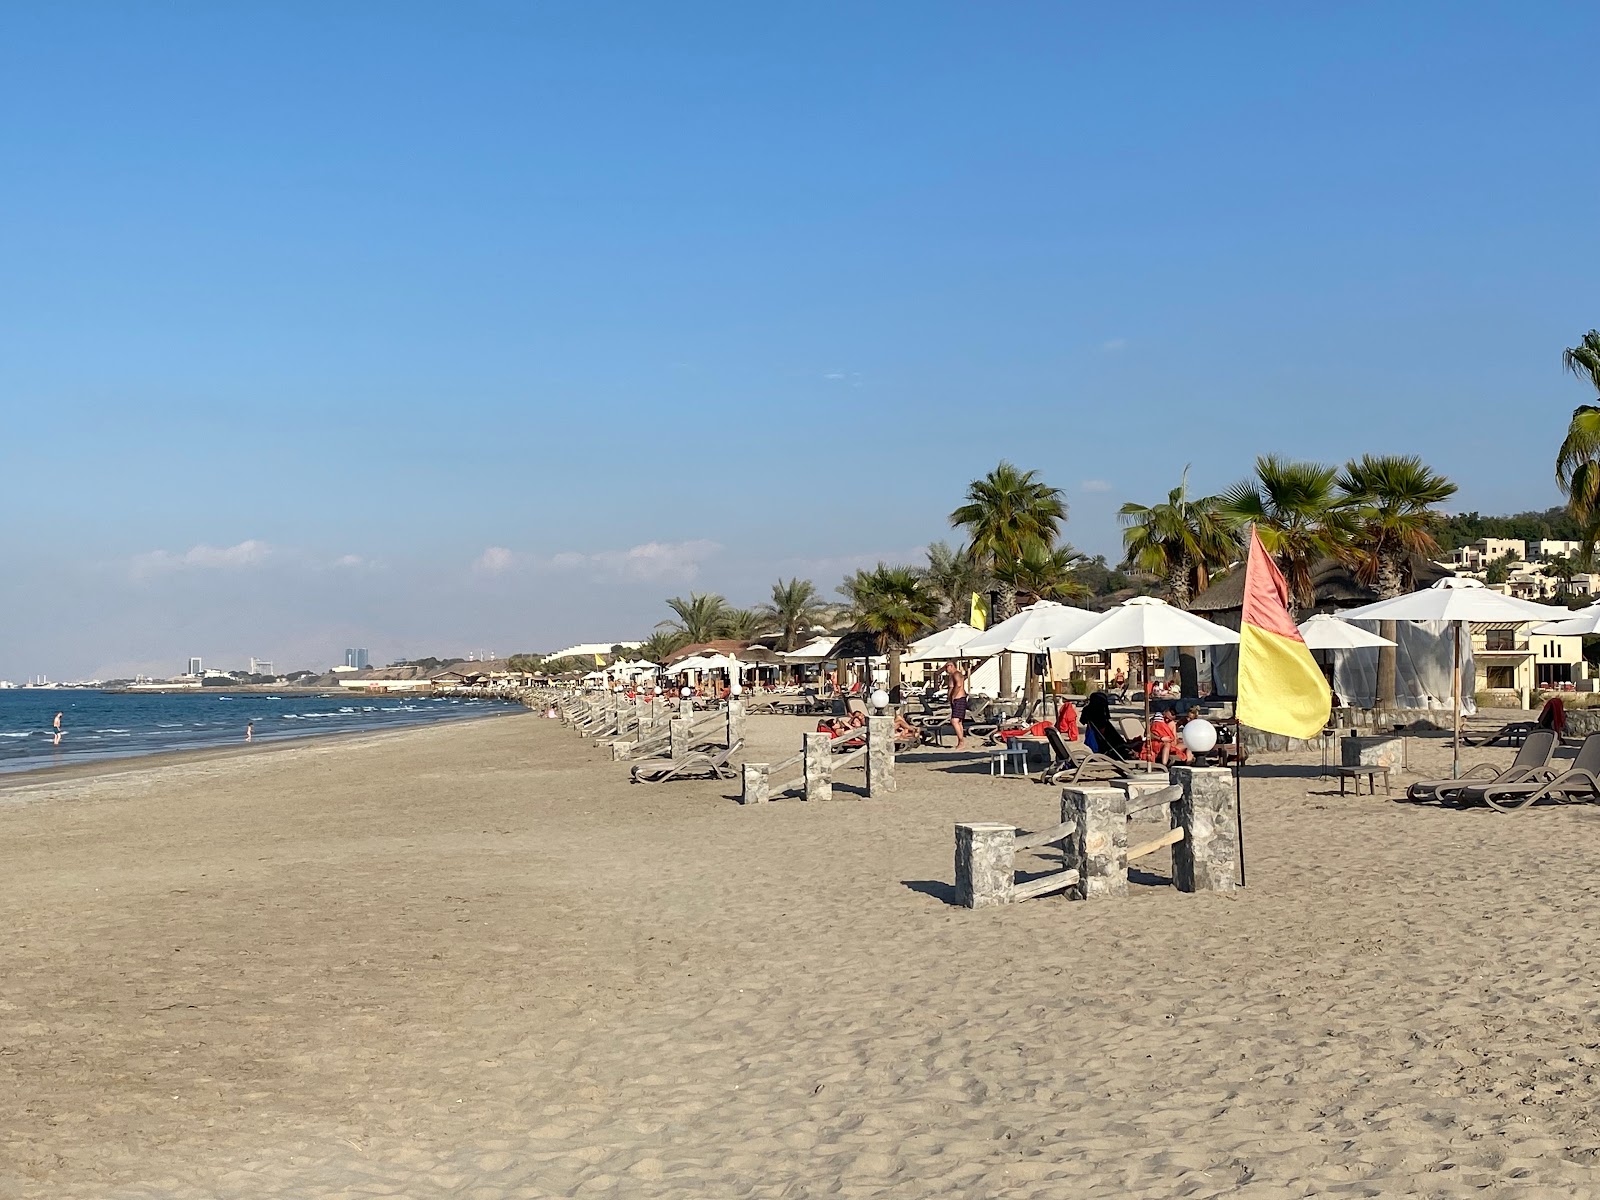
xmin=51 ymin=711 xmax=63 ymax=747
xmin=245 ymin=720 xmax=254 ymax=743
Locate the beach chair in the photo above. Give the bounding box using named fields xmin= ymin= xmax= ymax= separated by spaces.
xmin=1458 ymin=732 xmax=1600 ymax=813
xmin=1464 ymin=720 xmax=1537 ymax=748
xmin=1404 ymin=728 xmax=1558 ymax=804
xmin=630 ymin=742 xmax=743 ymax=784
xmin=1039 ymin=726 xmax=1134 ymax=784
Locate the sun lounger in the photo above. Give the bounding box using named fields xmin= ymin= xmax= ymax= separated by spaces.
xmin=1458 ymin=732 xmax=1600 ymax=812
xmin=1404 ymin=728 xmax=1558 ymax=804
xmin=1464 ymin=720 xmax=1538 ymax=748
xmin=1040 ymin=727 xmax=1136 ymax=784
xmin=630 ymin=742 xmax=743 ymax=784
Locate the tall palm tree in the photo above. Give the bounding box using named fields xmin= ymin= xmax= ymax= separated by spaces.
xmin=1120 ymin=471 xmax=1239 ymax=696
xmin=923 ymin=541 xmax=990 ymax=625
xmin=1337 ymin=454 xmax=1459 ymax=706
xmin=950 ymin=461 xmax=1067 ymax=696
xmin=992 ymin=542 xmax=1091 ymax=606
xmin=757 ymin=578 xmax=829 ymax=651
xmin=720 ymin=608 xmax=769 ymax=641
xmin=1219 ymin=455 xmax=1354 ymax=614
xmin=1118 ymin=471 xmax=1237 ymax=608
xmin=1547 ymin=553 xmax=1579 ymax=597
xmin=658 ymin=592 xmax=730 ymax=645
xmin=637 ymin=629 xmax=690 ymax=665
xmin=840 ymin=564 xmax=941 ymax=690
xmin=1556 ymin=331 xmax=1600 ymax=563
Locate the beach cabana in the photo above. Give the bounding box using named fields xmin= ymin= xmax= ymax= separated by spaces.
xmin=904 ymin=622 xmax=984 ymax=662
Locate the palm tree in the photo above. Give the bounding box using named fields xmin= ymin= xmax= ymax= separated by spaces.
xmin=1120 ymin=471 xmax=1239 ymax=696
xmin=1219 ymin=455 xmax=1354 ymax=614
xmin=658 ymin=592 xmax=730 ymax=645
xmin=720 ymin=608 xmax=769 ymax=642
xmin=951 ymin=462 xmax=1067 ymax=696
xmin=840 ymin=564 xmax=941 ymax=689
xmin=637 ymin=629 xmax=689 ymax=665
xmin=992 ymin=542 xmax=1090 ymax=606
xmin=1556 ymin=331 xmax=1600 ymax=563
xmin=1547 ymin=553 xmax=1579 ymax=597
xmin=923 ymin=541 xmax=990 ymax=625
xmin=1337 ymin=454 xmax=1459 ymax=706
xmin=757 ymin=578 xmax=829 ymax=651
xmin=1118 ymin=471 xmax=1237 ymax=608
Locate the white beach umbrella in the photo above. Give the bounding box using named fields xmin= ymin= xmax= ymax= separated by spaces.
xmin=903 ymin=622 xmax=984 ymax=662
xmin=782 ymin=636 xmax=840 ymax=663
xmin=1297 ymin=614 xmax=1397 ymax=650
xmin=957 ymin=601 xmax=1102 ymax=658
xmin=1532 ymin=602 xmax=1600 ymax=636
xmin=1340 ymin=578 xmax=1563 ymax=776
xmin=669 ymin=655 xmax=716 ymax=674
xmin=1051 ymin=596 xmax=1240 ymax=654
xmin=1051 ymin=597 xmax=1240 ymax=721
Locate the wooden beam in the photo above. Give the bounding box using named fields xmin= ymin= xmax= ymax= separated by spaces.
xmin=1012 ymin=869 xmax=1081 ymax=902
xmin=1013 ymin=819 xmax=1078 ymax=852
xmin=1126 ymin=826 xmax=1184 ymax=863
xmin=1127 ymin=784 xmax=1182 ymax=817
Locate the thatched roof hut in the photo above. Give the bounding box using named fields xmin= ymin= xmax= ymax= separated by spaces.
xmin=1189 ymin=555 xmax=1454 ymax=620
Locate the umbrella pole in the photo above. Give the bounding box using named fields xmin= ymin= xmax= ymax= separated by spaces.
xmin=1452 ymin=623 xmax=1461 ymax=779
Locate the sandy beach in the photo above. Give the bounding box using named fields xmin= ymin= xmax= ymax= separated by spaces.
xmin=6 ymin=710 xmax=1600 ymax=1198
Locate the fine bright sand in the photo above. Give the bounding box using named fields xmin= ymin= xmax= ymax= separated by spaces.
xmin=5 ymin=711 xmax=1600 ymax=1198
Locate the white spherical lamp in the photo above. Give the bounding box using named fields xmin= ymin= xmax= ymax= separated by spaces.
xmin=680 ymin=686 xmax=693 ymax=699
xmin=870 ymin=688 xmax=890 ymax=710
xmin=1181 ymin=718 xmax=1218 ymax=754
xmin=730 ymin=681 xmax=743 ymax=696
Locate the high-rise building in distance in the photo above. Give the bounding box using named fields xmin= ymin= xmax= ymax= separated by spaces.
xmin=344 ymin=648 xmax=370 ymax=670
xmin=187 ymin=657 xmax=203 ymax=677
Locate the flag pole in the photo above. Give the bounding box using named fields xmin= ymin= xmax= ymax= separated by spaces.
xmin=1234 ymin=747 xmax=1245 ymax=887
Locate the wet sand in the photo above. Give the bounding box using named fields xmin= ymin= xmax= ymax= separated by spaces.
xmin=5 ymin=711 xmax=1600 ymax=1197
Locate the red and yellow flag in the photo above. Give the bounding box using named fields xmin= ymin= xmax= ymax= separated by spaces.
xmin=1236 ymin=527 xmax=1331 ymax=739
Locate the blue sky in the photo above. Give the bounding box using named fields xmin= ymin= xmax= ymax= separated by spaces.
xmin=2 ymin=2 xmax=1596 ymax=679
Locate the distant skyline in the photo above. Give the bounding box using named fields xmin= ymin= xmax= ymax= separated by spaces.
xmin=3 ymin=3 xmax=1597 ymax=679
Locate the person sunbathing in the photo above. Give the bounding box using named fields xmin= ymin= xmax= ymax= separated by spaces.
xmin=1139 ymin=711 xmax=1191 ymax=765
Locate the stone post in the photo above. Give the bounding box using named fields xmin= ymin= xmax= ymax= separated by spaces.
xmin=955 ymin=822 xmax=1016 ymax=908
xmin=1170 ymin=765 xmax=1237 ymax=894
xmin=652 ymin=696 xmax=666 ymax=723
xmin=727 ymin=698 xmax=746 ymax=750
xmin=669 ymin=717 xmax=690 ymax=761
xmin=803 ymin=732 xmax=833 ymax=802
xmin=741 ymin=763 xmax=770 ymax=805
xmin=866 ymin=715 xmax=896 ymax=796
xmin=679 ymin=697 xmax=696 ymax=721
xmin=1061 ymin=786 xmax=1128 ymax=900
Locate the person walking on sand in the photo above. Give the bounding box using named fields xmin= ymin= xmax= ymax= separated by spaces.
xmin=245 ymin=720 xmax=254 ymax=743
xmin=943 ymin=660 xmax=969 ymax=749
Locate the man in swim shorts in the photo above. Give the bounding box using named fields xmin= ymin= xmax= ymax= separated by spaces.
xmin=943 ymin=660 xmax=968 ymax=750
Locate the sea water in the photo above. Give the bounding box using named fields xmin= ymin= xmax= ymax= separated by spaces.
xmin=0 ymin=689 xmax=520 ymax=775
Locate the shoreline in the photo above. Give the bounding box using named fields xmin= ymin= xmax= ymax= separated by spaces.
xmin=0 ymin=705 xmax=528 ymax=793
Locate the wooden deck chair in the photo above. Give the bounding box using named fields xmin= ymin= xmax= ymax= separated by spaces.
xmin=630 ymin=741 xmax=743 ymax=784
xmin=1405 ymin=728 xmax=1558 ymax=804
xmin=1040 ymin=727 xmax=1135 ymax=784
xmin=1459 ymin=732 xmax=1600 ymax=812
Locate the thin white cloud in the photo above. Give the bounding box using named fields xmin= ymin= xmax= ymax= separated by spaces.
xmin=473 ymin=546 xmax=518 ymax=574
xmin=1101 ymin=338 xmax=1128 ymax=353
xmin=1080 ymin=480 xmax=1113 ymax=493
xmin=822 ymin=370 xmax=864 ymax=388
xmin=478 ymin=540 xmax=723 ymax=584
xmin=549 ymin=539 xmax=722 ymax=584
xmin=776 ymin=546 xmax=928 ymax=580
xmin=132 ymin=539 xmax=273 ymax=577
